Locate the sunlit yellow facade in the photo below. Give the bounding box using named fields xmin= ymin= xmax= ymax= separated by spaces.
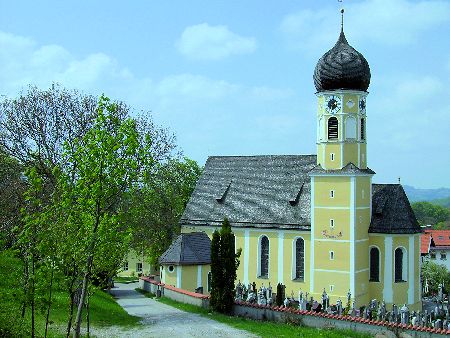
xmin=180 ymin=88 xmax=422 ymax=311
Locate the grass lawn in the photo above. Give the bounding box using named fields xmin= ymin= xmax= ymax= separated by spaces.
xmin=0 ymin=250 xmax=140 ymax=337
xmin=157 ymin=297 xmax=373 ymax=338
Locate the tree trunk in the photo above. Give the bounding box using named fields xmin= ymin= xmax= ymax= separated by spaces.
xmin=21 ymin=255 xmax=28 ymax=318
xmin=44 ymin=266 xmax=54 ymax=338
xmin=73 ymin=263 xmax=90 ymax=338
xmin=86 ymin=295 xmax=90 ymax=338
xmin=66 ymin=291 xmax=75 ymax=338
xmin=73 ymin=211 xmax=100 ymax=337
xmin=31 ymin=251 xmax=35 ymax=338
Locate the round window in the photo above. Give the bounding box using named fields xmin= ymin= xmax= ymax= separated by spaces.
xmin=168 ymin=265 xmax=174 ymax=273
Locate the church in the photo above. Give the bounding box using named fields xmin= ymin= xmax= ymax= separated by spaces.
xmin=159 ymin=15 xmax=422 ymax=311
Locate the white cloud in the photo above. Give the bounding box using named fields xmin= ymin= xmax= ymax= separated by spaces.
xmin=280 ymin=0 xmax=450 ymax=52
xmin=0 ymin=30 xmax=294 ymax=151
xmin=176 ymin=23 xmax=257 ymax=60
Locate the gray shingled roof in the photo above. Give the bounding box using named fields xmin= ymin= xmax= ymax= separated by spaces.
xmin=180 ymin=155 xmax=317 ymax=229
xmin=309 ymin=162 xmax=375 ymax=176
xmin=181 ymin=156 xmax=419 ymax=234
xmin=369 ymin=184 xmax=422 ymax=234
xmin=159 ymin=232 xmax=211 ymax=265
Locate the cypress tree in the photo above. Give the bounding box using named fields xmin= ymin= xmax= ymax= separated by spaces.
xmin=210 ymin=229 xmax=221 ymax=310
xmin=210 ymin=217 xmax=241 ymax=314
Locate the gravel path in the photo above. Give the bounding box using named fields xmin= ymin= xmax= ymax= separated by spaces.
xmin=89 ymin=282 xmax=258 ymax=338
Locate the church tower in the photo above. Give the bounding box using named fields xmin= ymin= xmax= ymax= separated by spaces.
xmin=309 ymin=10 xmax=374 ymax=307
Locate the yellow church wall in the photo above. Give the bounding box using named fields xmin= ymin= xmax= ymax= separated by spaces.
xmin=342 ymin=93 xmax=359 ymax=114
xmin=355 ymin=177 xmax=371 ymax=208
xmin=317 ymin=95 xmax=325 ymax=116
xmin=283 ymin=232 xmax=310 ymax=293
xmin=235 ymin=229 xmax=245 ymax=280
xmin=359 ymin=143 xmax=367 ymax=169
xmin=355 ymin=270 xmax=370 ymax=306
xmin=355 ymin=209 xmax=371 ymax=240
xmin=314 ymin=241 xmax=350 ymax=271
xmin=314 ymin=209 xmax=350 ymax=240
xmin=368 ymin=236 xmax=385 ymax=303
xmin=181 ymin=265 xmax=199 ymax=292
xmin=392 ymin=281 xmax=409 ymax=306
xmin=163 ymin=265 xmax=178 ymax=287
xmin=322 ymin=143 xmax=342 ymax=169
xmin=314 ymin=271 xmax=349 ymax=301
xmin=247 ymin=230 xmax=278 ymax=283
xmin=343 ymin=142 xmax=358 ymax=167
xmin=314 ymin=176 xmax=350 ymax=207
xmin=355 ymin=241 xmax=369 ymax=272
xmin=414 ymin=235 xmax=421 ymax=305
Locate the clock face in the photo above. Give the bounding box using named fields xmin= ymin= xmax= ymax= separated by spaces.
xmin=359 ymin=98 xmax=366 ymax=112
xmin=326 ymin=95 xmax=341 ymax=114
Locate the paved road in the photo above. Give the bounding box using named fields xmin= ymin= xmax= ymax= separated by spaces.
xmin=89 ymin=282 xmax=257 ymax=338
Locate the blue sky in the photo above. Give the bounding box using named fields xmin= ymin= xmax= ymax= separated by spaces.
xmin=1 ymin=0 xmax=449 ymax=188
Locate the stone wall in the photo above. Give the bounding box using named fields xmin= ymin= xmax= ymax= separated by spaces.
xmin=233 ymin=302 xmax=449 ymax=337
xmin=139 ymin=277 xmax=449 ymax=336
xmin=140 ymin=276 xmax=209 ymax=308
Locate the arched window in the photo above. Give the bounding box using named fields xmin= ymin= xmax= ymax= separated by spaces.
xmin=259 ymin=236 xmax=269 ymax=278
xmin=395 ymin=247 xmax=407 ymax=282
xmin=294 ymin=238 xmax=305 ymax=281
xmin=369 ymin=247 xmax=380 ymax=282
xmin=328 ymin=117 xmax=339 ymax=140
xmin=345 ymin=116 xmax=356 ymax=139
xmin=360 ymin=118 xmax=365 ymax=140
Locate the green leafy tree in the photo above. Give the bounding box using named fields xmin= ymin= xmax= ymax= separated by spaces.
xmin=210 ymin=218 xmax=241 ymax=314
xmin=127 ymin=157 xmax=202 ymax=268
xmin=412 ymin=201 xmax=450 ymax=226
xmin=52 ymin=96 xmax=148 ymax=337
xmin=0 ymin=149 xmax=26 ymax=249
xmin=422 ymin=261 xmax=450 ymax=295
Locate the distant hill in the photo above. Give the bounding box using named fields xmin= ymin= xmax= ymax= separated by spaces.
xmin=403 ymin=185 xmax=450 ymax=203
xmin=431 ymin=196 xmax=450 ymax=208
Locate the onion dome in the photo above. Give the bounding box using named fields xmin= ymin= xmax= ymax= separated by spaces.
xmin=313 ymin=18 xmax=371 ymax=92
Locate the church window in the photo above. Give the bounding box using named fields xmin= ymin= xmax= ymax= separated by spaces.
xmin=136 ymin=262 xmax=143 ymax=273
xmin=168 ymin=265 xmax=174 ymax=273
xmin=330 ymin=285 xmax=334 ymax=292
xmin=330 ymin=153 xmax=335 ymax=161
xmin=259 ymin=236 xmax=269 ymax=278
xmin=328 ymin=117 xmax=339 ymax=140
xmin=122 ymin=261 xmax=128 ymax=271
xmin=329 ymin=251 xmax=334 ymax=260
xmin=360 ymin=118 xmax=365 ymax=140
xmin=345 ymin=116 xmax=357 ymax=139
xmin=330 ymin=190 xmax=335 ymax=198
xmin=294 ymin=238 xmax=305 ymax=281
xmin=394 ymin=247 xmax=407 ymax=282
xmin=330 ymin=219 xmax=335 ymax=228
xmin=430 ymin=251 xmax=436 ymax=259
xmin=441 ymin=252 xmax=447 ymax=260
xmin=207 ymin=272 xmax=212 ymax=292
xmin=369 ymin=247 xmax=380 ymax=282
